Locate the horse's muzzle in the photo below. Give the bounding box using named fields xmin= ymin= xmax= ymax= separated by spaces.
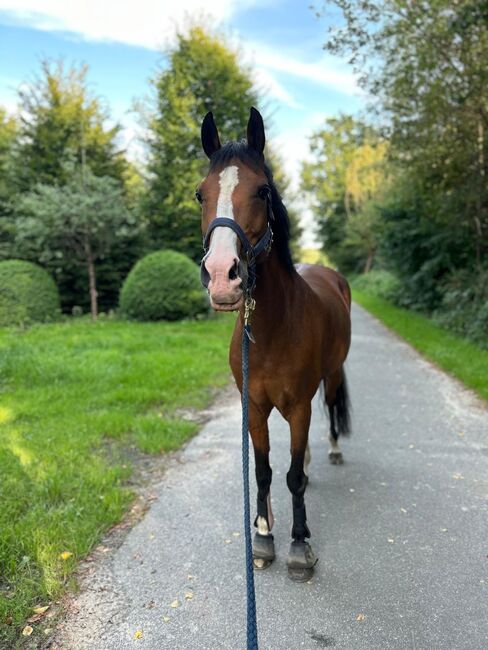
xmin=201 ymin=256 xmax=248 ymax=312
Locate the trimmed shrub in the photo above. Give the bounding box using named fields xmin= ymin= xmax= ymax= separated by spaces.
xmin=351 ymin=270 xmax=401 ymax=301
xmin=0 ymin=260 xmax=61 ymax=327
xmin=119 ymin=250 xmax=208 ymax=321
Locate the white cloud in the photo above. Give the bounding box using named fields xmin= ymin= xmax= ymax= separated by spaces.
xmin=0 ymin=0 xmax=259 ymax=50
xmin=253 ymin=67 xmax=303 ymax=109
xmin=244 ymin=41 xmax=361 ymax=97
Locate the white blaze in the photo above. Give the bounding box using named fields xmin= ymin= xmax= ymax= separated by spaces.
xmin=216 ymin=165 xmax=239 ymax=217
xmin=204 ymin=165 xmax=239 ymax=262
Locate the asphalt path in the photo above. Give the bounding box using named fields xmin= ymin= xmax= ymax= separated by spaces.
xmin=55 ymin=304 xmax=488 ymax=650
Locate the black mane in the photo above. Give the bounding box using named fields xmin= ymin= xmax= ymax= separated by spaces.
xmin=209 ymin=141 xmax=295 ymax=274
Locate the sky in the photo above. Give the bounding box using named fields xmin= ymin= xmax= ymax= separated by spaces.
xmin=0 ymin=0 xmax=367 ymax=245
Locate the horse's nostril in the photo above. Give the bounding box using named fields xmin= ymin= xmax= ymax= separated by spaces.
xmin=228 ymin=260 xmax=239 ymax=281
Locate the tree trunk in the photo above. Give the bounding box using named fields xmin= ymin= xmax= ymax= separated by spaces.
xmin=363 ymin=248 xmax=374 ymax=274
xmin=84 ymin=238 xmax=98 ymax=320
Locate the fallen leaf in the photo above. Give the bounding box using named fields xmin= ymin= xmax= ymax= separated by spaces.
xmin=187 ymin=574 xmax=194 ymax=580
xmin=59 ymin=551 xmax=73 ymax=561
xmin=170 ymin=599 xmax=180 ymax=609
xmin=44 ymin=628 xmax=53 ymax=635
xmin=22 ymin=626 xmax=33 ymax=636
xmin=388 ymin=538 xmax=395 ymax=544
xmin=27 ymin=614 xmax=43 ymax=624
xmin=452 ymin=473 xmax=464 ymax=480
xmin=224 ymin=539 xmax=232 ymax=544
xmin=232 ymin=532 xmax=240 ymax=537
xmin=356 ymin=614 xmax=366 ymax=621
xmin=5 ymin=616 xmax=12 ymax=625
xmin=33 ymin=605 xmax=50 ymax=615
xmin=134 ymin=629 xmax=143 ymax=639
xmin=184 ymin=592 xmax=193 ymax=600
xmin=440 ymin=528 xmax=448 ymax=532
xmin=400 ymin=508 xmax=407 ymax=514
xmin=163 ymin=616 xmax=170 ymax=623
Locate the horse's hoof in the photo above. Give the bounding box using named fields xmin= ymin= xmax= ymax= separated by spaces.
xmin=253 ymin=532 xmax=275 ymax=570
xmin=329 ymin=451 xmax=344 ymax=465
xmin=287 ymin=541 xmax=317 ymax=582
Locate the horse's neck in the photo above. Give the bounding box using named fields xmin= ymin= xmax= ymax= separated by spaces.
xmin=248 ymin=249 xmax=297 ymax=341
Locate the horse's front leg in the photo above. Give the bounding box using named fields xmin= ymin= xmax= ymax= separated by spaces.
xmin=286 ymin=402 xmax=317 ymax=582
xmin=249 ymin=402 xmax=275 ymax=570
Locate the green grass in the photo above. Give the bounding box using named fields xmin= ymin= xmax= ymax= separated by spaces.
xmin=0 ymin=315 xmax=235 ymax=645
xmin=353 ymin=290 xmax=488 ymax=402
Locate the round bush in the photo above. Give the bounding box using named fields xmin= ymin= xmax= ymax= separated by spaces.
xmin=119 ymin=250 xmax=208 ymax=321
xmin=0 ymin=259 xmax=61 ymax=327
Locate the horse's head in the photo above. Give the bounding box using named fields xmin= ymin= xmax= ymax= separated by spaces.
xmin=198 ymin=107 xmax=272 ymax=312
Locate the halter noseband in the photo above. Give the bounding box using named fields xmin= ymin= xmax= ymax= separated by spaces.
xmin=200 ymin=214 xmax=273 ymax=297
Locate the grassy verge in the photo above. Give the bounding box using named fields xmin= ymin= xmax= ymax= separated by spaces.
xmin=353 ymin=290 xmax=488 ymax=402
xmin=0 ymin=315 xmax=235 ymax=645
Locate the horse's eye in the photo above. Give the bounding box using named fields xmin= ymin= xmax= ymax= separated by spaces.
xmin=257 ymin=185 xmax=270 ymax=201
xmin=195 ymin=190 xmax=203 ymax=204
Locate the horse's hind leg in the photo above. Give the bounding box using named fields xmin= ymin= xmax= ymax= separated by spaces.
xmin=325 ymin=369 xmax=350 ymax=465
xmin=328 ymin=404 xmax=343 ymax=465
xmin=286 ymin=403 xmax=317 ymax=582
xmin=249 ymin=405 xmax=275 ymax=570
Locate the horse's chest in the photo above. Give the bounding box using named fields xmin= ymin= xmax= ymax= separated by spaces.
xmin=248 ymin=354 xmax=319 ymax=411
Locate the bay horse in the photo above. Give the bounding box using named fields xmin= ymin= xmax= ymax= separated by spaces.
xmin=198 ymin=107 xmax=351 ymax=581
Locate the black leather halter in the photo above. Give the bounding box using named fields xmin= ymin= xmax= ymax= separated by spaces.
xmin=200 ymin=217 xmax=273 ymax=296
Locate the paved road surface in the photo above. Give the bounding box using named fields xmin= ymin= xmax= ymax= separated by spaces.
xmin=56 ymin=304 xmax=488 ymax=650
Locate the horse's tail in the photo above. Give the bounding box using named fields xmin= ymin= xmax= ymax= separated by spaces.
xmin=334 ymin=371 xmax=351 ymax=436
xmin=321 ymin=370 xmax=351 ymax=437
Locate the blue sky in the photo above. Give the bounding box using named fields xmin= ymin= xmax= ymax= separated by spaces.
xmin=0 ymin=0 xmax=367 ymax=244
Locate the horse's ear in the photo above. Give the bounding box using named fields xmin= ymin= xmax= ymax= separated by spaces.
xmin=201 ymin=111 xmax=222 ymax=159
xmin=247 ymin=107 xmax=265 ymax=156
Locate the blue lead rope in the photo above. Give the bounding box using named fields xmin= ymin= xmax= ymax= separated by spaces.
xmin=241 ymin=323 xmax=259 ymax=650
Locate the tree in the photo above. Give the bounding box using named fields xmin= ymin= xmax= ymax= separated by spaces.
xmin=143 ymin=26 xmax=262 ymax=261
xmin=301 ymin=115 xmax=379 ymax=272
xmin=343 ymin=142 xmax=388 ymax=272
xmin=10 ymin=60 xmax=126 ymax=192
xmin=317 ymin=0 xmax=488 ymax=279
xmin=5 ymin=60 xmax=142 ymax=312
xmin=14 ymin=168 xmax=136 ymax=319
xmin=0 ymin=108 xmax=17 ymax=258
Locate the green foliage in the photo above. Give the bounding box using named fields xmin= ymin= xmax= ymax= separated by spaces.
xmin=0 ymin=259 xmax=60 ymax=326
xmin=351 ymin=270 xmax=401 ymax=301
xmin=13 ymin=168 xmax=138 ymax=317
xmin=353 ymin=290 xmax=488 ymax=402
xmin=1 ymin=61 xmax=140 ymax=313
xmin=0 ymin=108 xmax=17 ymax=256
xmin=0 ymin=108 xmax=16 ymax=201
xmin=301 ymin=114 xmax=385 ymax=272
xmin=120 ymin=250 xmax=208 ymax=321
xmin=10 ymin=60 xmax=126 ymax=192
xmin=433 ymin=269 xmax=488 ymax=348
xmin=314 ymin=1 xmax=488 ymax=344
xmin=0 ymin=316 xmax=234 ymax=646
xmin=143 ymin=26 xmax=261 ymax=261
